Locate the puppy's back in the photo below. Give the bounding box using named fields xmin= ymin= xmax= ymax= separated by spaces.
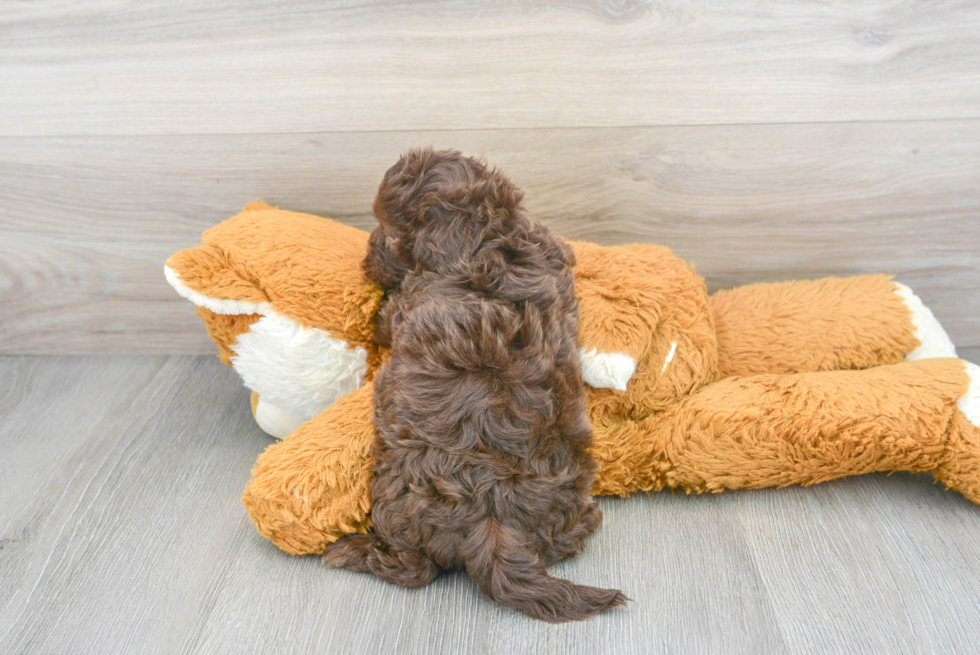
xmin=374 ymin=262 xmax=626 ymax=622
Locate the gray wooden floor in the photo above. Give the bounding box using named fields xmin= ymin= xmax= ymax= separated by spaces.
xmin=2 ymin=352 xmax=980 ymax=654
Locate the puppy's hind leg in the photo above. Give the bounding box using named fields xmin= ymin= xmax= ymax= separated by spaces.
xmin=544 ymin=500 xmax=604 ymax=564
xmin=323 ymin=534 xmax=439 ymax=588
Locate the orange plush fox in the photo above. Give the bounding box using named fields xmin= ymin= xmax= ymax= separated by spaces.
xmin=166 ymin=201 xmax=980 ymax=555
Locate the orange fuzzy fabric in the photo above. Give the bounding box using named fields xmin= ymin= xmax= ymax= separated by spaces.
xmin=711 ymin=275 xmax=918 ymax=377
xmin=167 ymin=203 xmax=979 ymax=555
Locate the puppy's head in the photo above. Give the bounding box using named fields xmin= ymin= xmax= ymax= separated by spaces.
xmin=363 ymin=148 xmax=525 ymax=288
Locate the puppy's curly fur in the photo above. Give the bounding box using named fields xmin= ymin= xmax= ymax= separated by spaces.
xmin=323 ymin=148 xmax=626 ymax=623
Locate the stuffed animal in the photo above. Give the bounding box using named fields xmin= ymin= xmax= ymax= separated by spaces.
xmin=166 ymin=201 xmax=980 ymax=555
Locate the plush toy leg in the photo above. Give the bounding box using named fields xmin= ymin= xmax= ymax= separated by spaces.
xmin=589 ymin=359 xmax=980 ymax=503
xmin=244 ymin=361 xmax=979 ymax=556
xmin=242 ymin=382 xmax=377 ymax=555
xmin=710 ymin=275 xmax=956 ymax=377
xmin=935 ymin=362 xmax=980 ymax=503
xmin=323 ymin=534 xmax=439 ymax=588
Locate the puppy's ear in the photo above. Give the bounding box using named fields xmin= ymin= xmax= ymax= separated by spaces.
xmin=362 ymin=227 xmax=413 ymax=290
xmin=366 ymin=148 xmax=441 ymax=287
xmin=372 ymin=147 xmax=435 ymax=235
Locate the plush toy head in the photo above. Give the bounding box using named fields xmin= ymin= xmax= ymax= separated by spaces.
xmin=166 ymin=201 xmax=384 ymax=437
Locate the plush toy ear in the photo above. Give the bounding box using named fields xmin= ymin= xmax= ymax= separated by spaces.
xmin=165 ymin=243 xmax=272 ymax=316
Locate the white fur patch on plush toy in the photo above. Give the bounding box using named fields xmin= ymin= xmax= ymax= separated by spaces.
xmin=165 ymin=263 xmax=369 ymax=433
xmin=231 ymin=313 xmax=369 ymax=427
xmin=959 ymin=361 xmax=980 ymax=428
xmin=580 ymin=348 xmax=636 ymax=391
xmin=893 ymin=282 xmax=958 ymax=361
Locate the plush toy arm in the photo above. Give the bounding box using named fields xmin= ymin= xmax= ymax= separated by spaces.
xmin=710 ymin=275 xmax=957 ymax=378
xmin=242 ymin=382 xmax=377 ymax=555
xmin=588 ymin=358 xmax=980 ymax=505
xmin=571 ymin=242 xmax=663 ymax=367
xmin=571 ymin=241 xmax=716 ymax=400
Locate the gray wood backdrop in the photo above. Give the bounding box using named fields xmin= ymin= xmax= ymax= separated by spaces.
xmin=1 ymin=0 xmax=978 ymax=353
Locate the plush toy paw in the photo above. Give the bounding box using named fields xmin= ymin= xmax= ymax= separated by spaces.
xmin=935 ymin=361 xmax=980 ymax=504
xmin=242 ymin=384 xmax=377 ymax=555
xmin=893 ymin=282 xmax=958 ymax=361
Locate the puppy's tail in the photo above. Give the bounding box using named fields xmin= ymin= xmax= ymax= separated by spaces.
xmin=463 ymin=520 xmax=627 ymax=623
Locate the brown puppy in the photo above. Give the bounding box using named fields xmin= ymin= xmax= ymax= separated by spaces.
xmin=323 ymin=148 xmax=626 ymax=622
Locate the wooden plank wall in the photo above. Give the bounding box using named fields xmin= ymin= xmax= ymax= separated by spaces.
xmin=1 ymin=1 xmax=978 ymax=354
